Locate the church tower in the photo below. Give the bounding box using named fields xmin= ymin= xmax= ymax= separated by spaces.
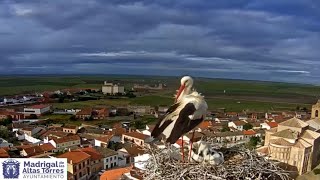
xmin=311 ymin=99 xmax=320 ymax=118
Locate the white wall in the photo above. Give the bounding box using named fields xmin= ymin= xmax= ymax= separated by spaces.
xmin=134 ymin=154 xmax=150 ymax=170
xmin=141 ymin=130 xmax=151 ymax=136
xmin=48 ymin=139 xmax=57 ymax=148
xmin=260 ymin=123 xmax=271 ymax=130
xmin=40 ymin=106 xmax=51 ymax=114
xmin=102 ymin=86 xmax=113 ymax=94
xmin=228 ymin=122 xmax=237 ymax=129
xmin=24 ymin=108 xmax=41 ymax=115
xmin=24 ymin=134 xmax=41 ymax=144
xmin=24 ymin=106 xmax=50 ymax=115
xmin=103 ymin=154 xmax=118 ymax=170
xmin=117 ymin=150 xmax=130 ymax=167
xmin=94 ymin=139 xmax=103 ymax=147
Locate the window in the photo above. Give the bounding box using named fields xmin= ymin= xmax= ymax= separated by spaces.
xmin=79 ymin=172 xmax=82 ymax=177
xmin=316 ymin=110 xmax=319 ymax=117
xmin=83 ymin=162 xmax=85 ymax=167
xmin=106 ymin=165 xmax=108 ymax=169
xmin=74 ymin=175 xmax=77 ymax=180
xmin=73 ymin=165 xmax=77 ymax=172
xmin=113 ymin=162 xmax=116 ymax=167
xmin=106 ymin=158 xmax=108 ymax=162
xmin=79 ymin=164 xmax=81 ymax=169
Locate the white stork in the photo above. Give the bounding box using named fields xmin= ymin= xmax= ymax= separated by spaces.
xmin=151 ymin=76 xmax=208 ymax=162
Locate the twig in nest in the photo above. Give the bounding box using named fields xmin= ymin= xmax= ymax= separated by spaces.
xmin=142 ymin=144 xmax=292 ymax=180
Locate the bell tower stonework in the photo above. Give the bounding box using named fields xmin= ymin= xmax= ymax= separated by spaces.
xmin=311 ymin=100 xmax=320 ymax=118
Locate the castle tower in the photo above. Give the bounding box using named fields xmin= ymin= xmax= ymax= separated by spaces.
xmin=311 ymin=99 xmax=320 ymax=118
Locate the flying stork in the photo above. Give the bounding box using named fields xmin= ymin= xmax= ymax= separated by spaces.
xmin=151 ymin=76 xmax=208 ymax=162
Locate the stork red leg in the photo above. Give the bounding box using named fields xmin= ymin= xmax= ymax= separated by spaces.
xmin=181 ymin=136 xmax=184 ymax=162
xmin=188 ymin=130 xmax=195 ymax=162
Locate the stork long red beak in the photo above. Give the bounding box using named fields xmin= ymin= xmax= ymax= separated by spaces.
xmin=175 ymin=84 xmax=185 ymax=102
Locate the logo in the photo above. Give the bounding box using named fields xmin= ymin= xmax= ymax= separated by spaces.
xmin=3 ymin=159 xmax=20 ymax=179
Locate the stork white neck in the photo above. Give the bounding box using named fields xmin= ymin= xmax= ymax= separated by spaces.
xmin=175 ymin=76 xmax=194 ymax=103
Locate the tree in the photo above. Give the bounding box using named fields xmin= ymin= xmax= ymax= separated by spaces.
xmin=108 ymin=142 xmax=122 ymax=151
xmin=0 ymin=116 xmax=13 ymax=126
xmin=126 ymin=92 xmax=136 ymax=98
xmin=247 ymin=136 xmax=261 ymax=149
xmin=0 ymin=126 xmax=9 ymax=139
xmin=58 ymin=96 xmax=65 ymax=103
xmin=132 ymin=121 xmax=144 ymax=129
xmin=84 ymin=116 xmax=94 ymax=121
xmin=50 ymin=94 xmax=60 ymax=99
xmin=243 ymin=123 xmax=253 ymax=130
xmin=69 ymin=115 xmax=77 ymax=121
xmin=221 ymin=124 xmax=230 ymax=132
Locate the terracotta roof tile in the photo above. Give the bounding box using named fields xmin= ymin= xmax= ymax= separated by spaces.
xmin=76 ymin=108 xmax=92 ymax=115
xmin=23 ymin=146 xmax=43 ymax=157
xmin=40 ymin=143 xmax=55 ymax=152
xmin=58 ymin=151 xmax=91 ymax=164
xmin=198 ymin=121 xmax=212 ymax=129
xmin=96 ymin=135 xmax=113 ymax=143
xmin=122 ymin=145 xmax=145 ymax=157
xmin=123 ymin=132 xmax=149 ymax=140
xmin=54 ymin=135 xmax=80 ymax=144
xmin=243 ymin=130 xmax=256 ymax=135
xmin=95 ymin=147 xmax=117 ymax=157
xmin=0 ymin=148 xmax=9 ymax=158
xmin=100 ymin=166 xmax=132 ymax=180
xmin=233 ymin=120 xmax=246 ymax=126
xmin=15 ymin=144 xmax=35 ymax=150
xmin=79 ymin=147 xmax=103 ymax=161
xmin=266 ymin=122 xmax=278 ymax=128
xmin=113 ymin=127 xmax=126 ymax=136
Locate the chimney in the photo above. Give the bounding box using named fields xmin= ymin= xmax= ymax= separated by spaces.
xmin=70 ymin=160 xmax=73 ymax=164
xmin=68 ymin=148 xmax=71 ymax=152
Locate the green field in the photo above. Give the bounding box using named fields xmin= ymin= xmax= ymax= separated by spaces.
xmin=0 ymin=75 xmax=319 ymax=112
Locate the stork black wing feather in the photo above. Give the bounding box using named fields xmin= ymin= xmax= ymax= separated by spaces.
xmin=151 ymin=102 xmax=180 ymax=138
xmin=183 ymin=117 xmax=204 ymax=134
xmin=166 ymin=103 xmax=196 ymax=144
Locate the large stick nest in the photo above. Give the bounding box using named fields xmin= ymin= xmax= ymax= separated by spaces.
xmin=143 ymin=145 xmax=292 ymax=180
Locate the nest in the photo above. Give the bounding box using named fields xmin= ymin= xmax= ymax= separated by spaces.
xmin=143 ymin=145 xmax=292 ymax=180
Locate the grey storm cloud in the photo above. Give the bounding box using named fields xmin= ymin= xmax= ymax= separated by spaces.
xmin=1 ymin=0 xmax=320 ymax=84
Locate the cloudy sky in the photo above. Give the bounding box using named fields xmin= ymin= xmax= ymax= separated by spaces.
xmin=1 ymin=0 xmax=320 ymax=84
